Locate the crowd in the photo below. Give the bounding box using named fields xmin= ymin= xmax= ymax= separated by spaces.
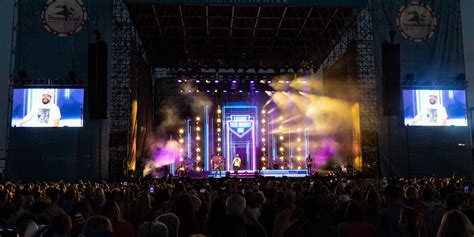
xmin=0 ymin=175 xmax=474 ymax=237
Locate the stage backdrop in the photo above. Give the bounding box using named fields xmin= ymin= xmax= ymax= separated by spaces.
xmin=7 ymin=0 xmax=113 ymax=181
xmin=371 ymin=0 xmax=472 ymax=177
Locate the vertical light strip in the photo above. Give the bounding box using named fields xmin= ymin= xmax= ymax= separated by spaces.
xmin=195 ymin=116 xmax=201 ymax=171
xmin=204 ymin=106 xmax=209 ymax=171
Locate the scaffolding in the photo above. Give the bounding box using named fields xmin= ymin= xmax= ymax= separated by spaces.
xmin=110 ymin=0 xmax=132 ymax=177
xmin=317 ymin=7 xmax=379 ymax=173
xmin=355 ymin=8 xmax=379 ymax=173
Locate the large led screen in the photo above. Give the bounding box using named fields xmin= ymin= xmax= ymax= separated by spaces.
xmin=403 ymin=89 xmax=467 ymax=126
xmin=11 ymin=88 xmax=84 ymax=127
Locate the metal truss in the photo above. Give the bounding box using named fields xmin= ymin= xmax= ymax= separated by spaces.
xmin=355 ymin=7 xmax=378 ymax=173
xmin=110 ymin=0 xmax=132 ymax=175
xmin=316 ymin=7 xmax=379 ymax=173
xmin=127 ymin=4 xmax=357 ymax=69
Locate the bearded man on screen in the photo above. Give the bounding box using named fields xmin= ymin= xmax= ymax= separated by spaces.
xmin=17 ymin=89 xmax=61 ymax=127
xmin=409 ymin=93 xmax=447 ymax=126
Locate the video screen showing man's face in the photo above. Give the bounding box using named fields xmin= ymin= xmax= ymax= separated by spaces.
xmin=403 ymin=89 xmax=467 ymax=126
xmin=11 ymin=88 xmax=85 ymax=127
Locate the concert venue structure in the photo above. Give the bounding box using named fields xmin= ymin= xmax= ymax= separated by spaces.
xmin=2 ymin=0 xmax=472 ymax=181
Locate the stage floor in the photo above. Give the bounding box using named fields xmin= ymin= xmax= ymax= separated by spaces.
xmin=208 ymin=169 xmax=309 ymax=178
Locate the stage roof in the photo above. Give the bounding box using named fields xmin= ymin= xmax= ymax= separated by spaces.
xmin=126 ymin=3 xmax=361 ymax=69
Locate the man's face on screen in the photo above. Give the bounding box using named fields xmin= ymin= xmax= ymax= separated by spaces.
xmin=42 ymin=95 xmax=51 ymax=104
xmin=429 ymin=95 xmax=437 ymax=105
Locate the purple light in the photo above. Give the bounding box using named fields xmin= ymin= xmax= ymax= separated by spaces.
xmin=239 ymin=90 xmax=243 ymax=93
xmin=267 ymin=80 xmax=272 ymax=84
xmin=196 ymin=80 xmax=200 ymax=83
xmin=255 ymin=91 xmax=259 ymax=93
xmin=206 ymin=90 xmax=210 ymax=93
xmin=232 ymin=80 xmax=237 ymax=83
xmin=177 ymin=79 xmax=182 ymax=83
xmin=223 ymin=90 xmax=227 ymax=93
xmin=250 ymin=80 xmax=254 ymax=84
xmin=214 ymin=80 xmax=219 ymax=83
xmin=285 ymin=81 xmax=290 ymax=84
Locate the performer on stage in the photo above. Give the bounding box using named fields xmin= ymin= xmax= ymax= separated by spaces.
xmin=177 ymin=157 xmax=187 ymax=177
xmin=232 ymin=154 xmax=241 ymax=177
xmin=211 ymin=153 xmax=225 ymax=177
xmin=306 ymin=154 xmax=313 ymax=175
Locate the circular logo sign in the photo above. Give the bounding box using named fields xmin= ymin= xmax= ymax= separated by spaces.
xmin=396 ymin=2 xmax=436 ymax=42
xmin=41 ymin=0 xmax=87 ymax=37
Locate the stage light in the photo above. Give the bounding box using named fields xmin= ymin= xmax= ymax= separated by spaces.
xmin=196 ymin=167 xmax=201 ymax=171
xmin=261 ymin=157 xmax=266 ymax=161
xmin=196 ymin=80 xmax=200 ymax=83
xmin=262 ymin=110 xmax=266 ymax=114
xmin=196 ymin=148 xmax=201 ymax=152
xmin=217 ymin=109 xmax=222 ymax=114
xmin=262 ymin=138 xmax=266 ymax=142
xmin=239 ymin=90 xmax=243 ymax=93
xmin=179 ymin=148 xmax=184 ymax=152
xmin=178 ymin=79 xmax=182 ymax=83
xmin=250 ymin=80 xmax=254 ymax=84
xmin=255 ymin=91 xmax=259 ymax=93
xmin=179 ymin=157 xmax=183 ymax=162
xmin=267 ymin=80 xmax=272 ymax=84
xmin=280 ymin=156 xmax=284 ymax=160
xmin=297 ymin=138 xmax=301 ymax=142
xmin=196 ymin=117 xmax=200 ymax=121
xmin=196 ymin=127 xmax=201 ymax=131
xmin=206 ymin=90 xmax=210 ymax=93
xmin=261 ymin=128 xmax=265 ymax=132
xmin=223 ymin=90 xmax=227 ymax=93
xmin=279 ymin=147 xmax=284 ymax=151
xmin=217 ymin=118 xmax=221 ymax=123
xmin=214 ymin=80 xmax=219 ymax=83
xmin=278 ymin=80 xmax=284 ymax=83
xmin=280 ymin=116 xmax=283 ymax=120
xmin=279 ymin=136 xmax=284 ymax=140
xmin=214 ymin=89 xmax=218 ymax=92
xmin=217 ymin=137 xmax=221 ymax=142
xmin=196 ymin=136 xmax=201 ymax=141
xmin=206 ymin=80 xmax=210 ymax=83
xmin=180 ymin=90 xmax=183 ymax=93
xmin=297 ymin=166 xmax=301 ymax=170
xmin=297 ymin=128 xmax=301 ymax=132
xmin=262 ymin=147 xmax=266 ymax=151
xmin=196 ymin=90 xmax=200 ymax=93
xmin=232 ymin=80 xmax=236 ymax=83
xmin=285 ymin=81 xmax=289 ymax=84
xmin=197 ymin=156 xmax=201 ymax=161
xmin=217 ymin=147 xmax=221 ymax=152
xmin=297 ymin=147 xmax=301 ymax=151
xmin=262 ymin=167 xmax=267 ymax=170
xmin=297 ymin=156 xmax=301 ymax=160
xmin=281 ymin=166 xmax=284 ymax=170
xmin=217 ymin=128 xmax=221 ymax=132
xmin=261 ymin=119 xmax=266 ymax=123
xmin=179 ymin=129 xmax=184 ymax=134
xmin=188 ymin=90 xmax=192 ymax=93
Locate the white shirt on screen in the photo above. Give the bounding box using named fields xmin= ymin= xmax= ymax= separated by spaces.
xmin=27 ymin=103 xmax=61 ymax=127
xmin=413 ymin=103 xmax=447 ymax=126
